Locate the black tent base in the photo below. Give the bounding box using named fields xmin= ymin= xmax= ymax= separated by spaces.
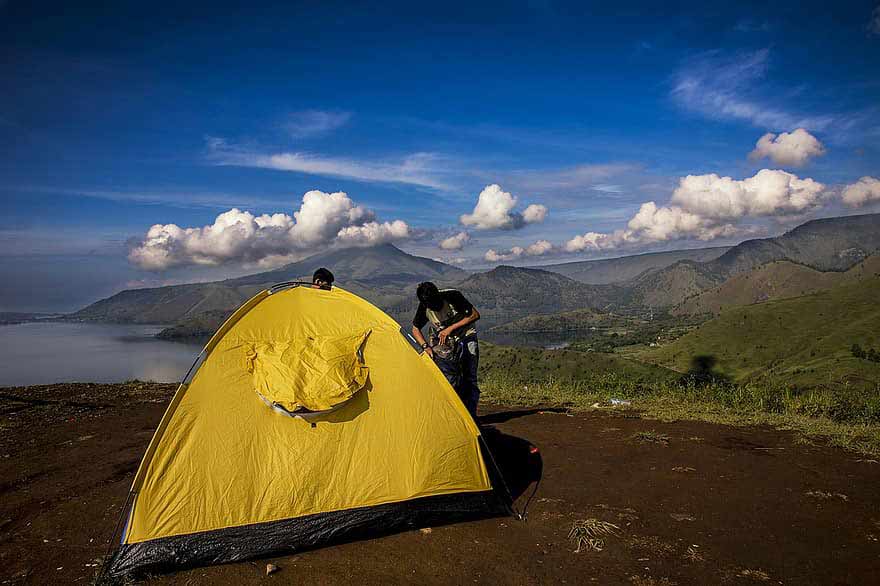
xmin=107 ymin=490 xmax=508 ymax=580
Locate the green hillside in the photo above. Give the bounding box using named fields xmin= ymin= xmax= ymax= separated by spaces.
xmin=637 ymin=276 xmax=880 ymax=389
xmin=674 ymin=256 xmax=880 ymax=316
xmin=481 ymin=342 xmax=675 ymax=383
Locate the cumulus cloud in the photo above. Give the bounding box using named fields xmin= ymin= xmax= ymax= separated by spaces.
xmin=128 ymin=190 xmax=410 ymax=270
xmin=484 ymin=240 xmax=553 ymax=262
xmin=670 ymin=169 xmax=826 ymax=219
xmin=563 ymin=231 xmax=615 ymax=253
xmin=289 ymin=190 xmax=372 ymax=244
xmin=749 ymin=129 xmax=826 ymax=166
xmin=439 ymin=231 xmax=470 ymax=250
xmin=525 ymin=239 xmax=553 ymax=256
xmin=522 ymin=204 xmax=548 ymax=224
xmin=460 ymin=184 xmax=548 ymax=230
xmin=841 ymin=176 xmax=880 ymax=207
xmin=564 ymin=169 xmax=826 ymax=253
xmin=336 ymin=220 xmax=410 ymax=246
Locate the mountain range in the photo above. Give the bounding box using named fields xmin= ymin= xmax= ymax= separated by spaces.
xmin=533 ymin=246 xmax=730 ymax=284
xmin=71 ymin=213 xmax=880 ymax=338
xmin=623 ymin=213 xmax=880 ymax=307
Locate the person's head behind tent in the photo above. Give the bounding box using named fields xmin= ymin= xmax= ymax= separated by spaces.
xmin=416 ymin=281 xmax=444 ymax=311
xmin=312 ymin=267 xmax=334 ymax=290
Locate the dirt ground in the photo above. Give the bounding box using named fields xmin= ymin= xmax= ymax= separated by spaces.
xmin=2 ymin=383 xmax=879 ymax=585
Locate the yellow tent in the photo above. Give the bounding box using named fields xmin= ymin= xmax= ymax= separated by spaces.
xmin=108 ymin=283 xmax=510 ymax=577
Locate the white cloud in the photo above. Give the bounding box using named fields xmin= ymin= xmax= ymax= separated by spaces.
xmin=526 ymin=239 xmax=553 ymax=256
xmin=749 ymin=128 xmax=826 ymax=166
xmin=841 ymin=176 xmax=880 ymax=207
xmin=670 ymin=169 xmax=826 ymax=220
xmin=290 ymin=190 xmax=372 ymax=244
xmin=522 ymin=204 xmax=548 ymax=224
xmin=128 ymin=190 xmax=410 ymax=270
xmin=336 ymin=220 xmax=410 ymax=246
xmin=460 ymin=184 xmax=548 ymax=230
xmin=564 ymin=169 xmax=826 ymax=253
xmin=439 ymin=231 xmax=470 ymax=250
xmin=627 ymin=202 xmax=741 ymax=242
xmin=461 ymin=184 xmax=517 ymax=229
xmin=484 ymin=248 xmax=522 ymax=262
xmin=484 ymin=239 xmax=553 ymax=262
xmin=671 ymin=50 xmax=833 ymax=131
xmin=207 ymin=138 xmax=449 ymax=190
xmin=563 ymin=231 xmax=615 ymax=253
xmin=285 ymin=110 xmax=351 ymax=138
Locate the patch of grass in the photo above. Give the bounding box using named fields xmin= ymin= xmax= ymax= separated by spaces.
xmin=805 ymin=491 xmax=848 ymax=501
xmin=629 ymin=576 xmax=677 ymax=586
xmin=683 ymin=544 xmax=704 ymax=562
xmin=634 ymin=430 xmax=670 ymax=445
xmin=628 ymin=535 xmax=677 ymax=558
xmin=479 ymin=367 xmax=880 ymax=457
xmin=567 ymin=519 xmax=620 ymax=553
xmin=737 ymin=569 xmax=771 ymax=581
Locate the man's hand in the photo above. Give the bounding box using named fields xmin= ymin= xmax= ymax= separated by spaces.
xmin=424 ymin=346 xmax=434 ymax=358
xmin=438 ymin=327 xmax=454 ymax=346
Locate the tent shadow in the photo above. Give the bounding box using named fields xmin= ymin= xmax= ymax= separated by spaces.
xmin=479 ymin=424 xmax=543 ymax=502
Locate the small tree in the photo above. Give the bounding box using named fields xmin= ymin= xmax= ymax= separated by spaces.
xmin=852 ymin=343 xmax=865 ymax=359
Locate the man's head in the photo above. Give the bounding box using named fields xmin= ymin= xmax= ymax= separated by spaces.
xmin=312 ymin=267 xmax=334 ymax=290
xmin=416 ymin=281 xmax=444 ymax=311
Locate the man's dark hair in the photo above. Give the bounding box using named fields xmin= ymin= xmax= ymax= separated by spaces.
xmin=416 ymin=281 xmax=441 ymax=304
xmin=312 ymin=267 xmax=334 ymax=288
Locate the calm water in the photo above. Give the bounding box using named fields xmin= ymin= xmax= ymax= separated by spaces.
xmin=0 ymin=322 xmax=204 ymax=387
xmin=481 ymin=331 xmax=575 ymax=349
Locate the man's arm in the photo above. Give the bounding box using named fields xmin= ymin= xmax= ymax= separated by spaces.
xmin=437 ymin=291 xmax=479 ymax=345
xmin=411 ymin=325 xmax=434 ymax=357
xmin=437 ymin=308 xmax=480 ymax=346
xmin=411 ymin=303 xmax=433 ymax=357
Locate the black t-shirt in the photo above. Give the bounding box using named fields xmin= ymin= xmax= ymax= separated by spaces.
xmin=412 ymin=289 xmax=475 ymax=330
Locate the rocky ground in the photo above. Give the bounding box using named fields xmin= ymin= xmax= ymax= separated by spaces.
xmin=1 ymin=382 xmax=879 ymax=585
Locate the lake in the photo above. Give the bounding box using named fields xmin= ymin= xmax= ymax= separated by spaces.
xmin=0 ymin=322 xmax=583 ymax=387
xmin=0 ymin=322 xmax=204 ymax=387
xmin=480 ymin=331 xmax=575 ymax=349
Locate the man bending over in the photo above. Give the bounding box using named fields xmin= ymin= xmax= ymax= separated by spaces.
xmin=411 ymin=282 xmax=481 ymax=416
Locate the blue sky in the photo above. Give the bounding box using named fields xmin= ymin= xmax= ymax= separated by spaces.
xmin=2 ymin=1 xmax=879 ymax=311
